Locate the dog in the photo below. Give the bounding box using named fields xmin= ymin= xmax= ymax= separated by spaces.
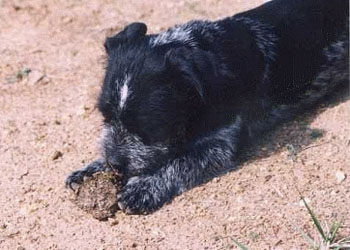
xmin=66 ymin=0 xmax=349 ymax=214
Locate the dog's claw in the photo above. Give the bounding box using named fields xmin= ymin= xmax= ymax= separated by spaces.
xmin=67 ymin=181 xmax=80 ymax=192
xmin=65 ymin=170 xmax=85 ymax=191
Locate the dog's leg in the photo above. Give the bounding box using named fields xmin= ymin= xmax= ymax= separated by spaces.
xmin=117 ymin=117 xmax=242 ymax=214
xmin=65 ymin=158 xmax=108 ymax=190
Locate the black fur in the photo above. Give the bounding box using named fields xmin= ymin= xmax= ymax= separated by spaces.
xmin=66 ymin=0 xmax=349 ymax=214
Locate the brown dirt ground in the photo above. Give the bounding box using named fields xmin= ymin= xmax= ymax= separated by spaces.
xmin=0 ymin=0 xmax=349 ymax=249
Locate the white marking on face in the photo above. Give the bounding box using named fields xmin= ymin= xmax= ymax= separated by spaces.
xmin=119 ymin=75 xmax=131 ymax=109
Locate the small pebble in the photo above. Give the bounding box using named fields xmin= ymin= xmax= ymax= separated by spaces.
xmin=108 ymin=218 xmax=119 ymax=226
xmin=52 ymin=151 xmax=63 ymax=160
xmin=335 ymin=171 xmax=346 ymax=184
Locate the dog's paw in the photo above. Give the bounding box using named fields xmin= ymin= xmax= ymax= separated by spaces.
xmin=117 ymin=176 xmax=169 ymax=214
xmin=65 ymin=159 xmax=107 ymax=191
xmin=65 ymin=169 xmax=87 ymax=191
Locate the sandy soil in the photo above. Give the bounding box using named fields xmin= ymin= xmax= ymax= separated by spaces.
xmin=0 ymin=0 xmax=349 ymax=249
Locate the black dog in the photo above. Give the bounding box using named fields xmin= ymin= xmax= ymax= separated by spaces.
xmin=66 ymin=0 xmax=349 ymax=214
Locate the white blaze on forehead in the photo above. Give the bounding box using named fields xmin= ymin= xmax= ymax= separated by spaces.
xmin=119 ymin=75 xmax=130 ymax=109
xmin=120 ymin=83 xmax=128 ymax=107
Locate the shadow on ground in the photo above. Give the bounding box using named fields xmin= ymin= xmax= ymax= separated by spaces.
xmin=240 ymin=85 xmax=349 ymax=165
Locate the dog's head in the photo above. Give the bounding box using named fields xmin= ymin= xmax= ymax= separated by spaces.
xmin=98 ymin=22 xmax=208 ymax=176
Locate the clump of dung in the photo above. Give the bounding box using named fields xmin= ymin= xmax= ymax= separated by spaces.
xmin=72 ymin=171 xmax=123 ymax=220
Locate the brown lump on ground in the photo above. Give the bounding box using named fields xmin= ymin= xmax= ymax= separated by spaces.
xmin=71 ymin=172 xmax=123 ymax=220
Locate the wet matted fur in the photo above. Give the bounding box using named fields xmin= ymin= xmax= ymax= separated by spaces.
xmin=66 ymin=0 xmax=349 ymax=214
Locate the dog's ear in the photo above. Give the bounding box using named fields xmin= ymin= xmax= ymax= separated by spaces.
xmin=123 ymin=22 xmax=147 ymax=39
xmin=165 ymin=46 xmax=218 ymax=99
xmin=165 ymin=47 xmax=205 ymax=98
xmin=104 ymin=22 xmax=147 ymax=51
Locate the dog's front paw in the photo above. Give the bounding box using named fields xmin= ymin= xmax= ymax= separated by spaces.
xmin=65 ymin=169 xmax=86 ymax=190
xmin=117 ymin=176 xmax=170 ymax=214
xmin=65 ymin=159 xmax=107 ymax=191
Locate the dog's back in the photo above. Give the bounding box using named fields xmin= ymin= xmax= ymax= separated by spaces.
xmin=227 ymin=0 xmax=349 ymax=104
